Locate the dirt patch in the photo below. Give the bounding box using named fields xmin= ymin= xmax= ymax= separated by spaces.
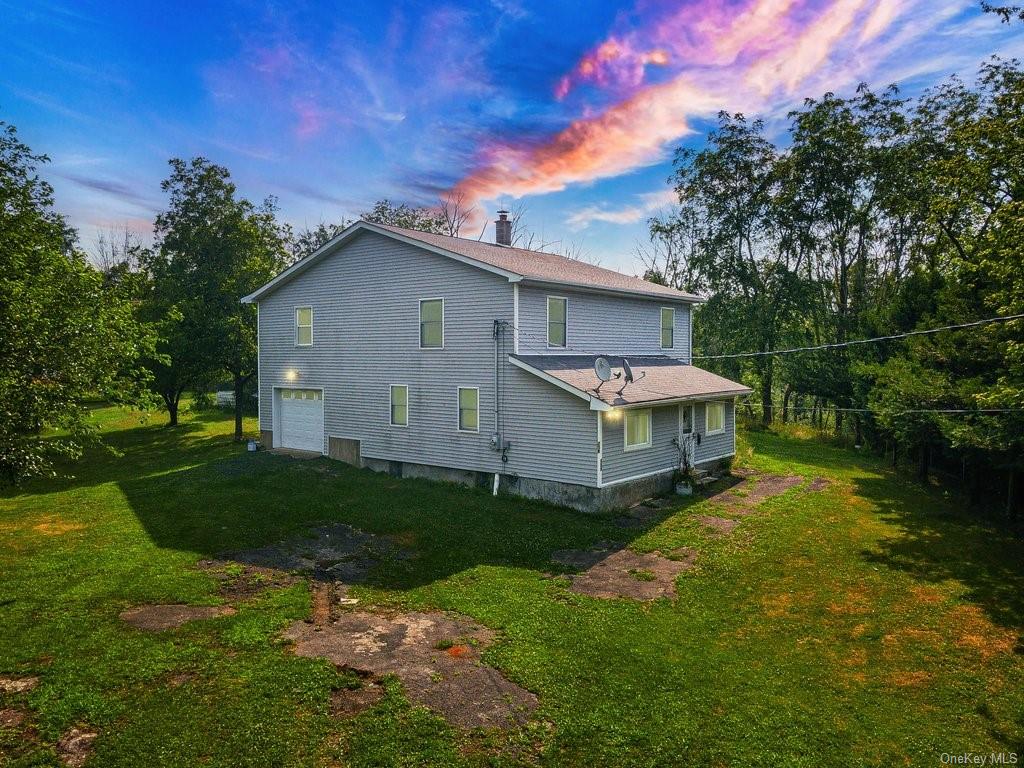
xmin=167 ymin=672 xmax=195 ymax=688
xmin=888 ymin=670 xmax=932 ymax=687
xmin=283 ymin=611 xmax=536 ymax=729
xmin=803 ymin=477 xmax=830 ymax=493
xmin=0 ymin=676 xmax=38 ymax=693
xmin=120 ymin=604 xmax=236 ymax=631
xmin=760 ymin=593 xmax=794 ymax=618
xmin=222 ymin=523 xmax=409 ymax=583
xmin=57 ymin=727 xmax=97 ymax=768
xmin=550 ymin=540 xmax=624 ymax=570
xmin=948 ymin=604 xmax=1017 ymax=659
xmin=0 ymin=708 xmax=25 ymax=728
xmin=197 ymin=560 xmax=300 ymax=601
xmin=568 ymin=547 xmax=697 ymax=601
xmin=331 ymin=683 xmax=384 ymax=717
xmin=697 ymin=515 xmax=740 ymax=535
xmin=709 ymin=471 xmax=804 ymax=513
xmin=612 ymin=503 xmax=663 ymax=529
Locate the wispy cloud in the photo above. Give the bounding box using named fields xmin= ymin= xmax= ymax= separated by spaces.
xmin=58 ymin=172 xmax=157 ymax=212
xmin=453 ymin=0 xmax=976 ymax=209
xmin=565 ymin=188 xmax=676 ymax=230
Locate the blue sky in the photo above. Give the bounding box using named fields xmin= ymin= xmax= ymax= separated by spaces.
xmin=2 ymin=0 xmax=1022 ymax=271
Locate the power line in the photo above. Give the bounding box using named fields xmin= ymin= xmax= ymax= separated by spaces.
xmin=693 ymin=314 xmax=1024 ymax=360
xmin=739 ymin=401 xmax=1024 ymax=416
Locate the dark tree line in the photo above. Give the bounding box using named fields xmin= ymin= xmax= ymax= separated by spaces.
xmin=643 ymin=59 xmax=1024 ymax=519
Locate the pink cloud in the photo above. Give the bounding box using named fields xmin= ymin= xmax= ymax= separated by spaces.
xmin=455 ymin=0 xmax=917 ymax=210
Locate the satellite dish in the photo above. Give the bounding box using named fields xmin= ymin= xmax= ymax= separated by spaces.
xmin=622 ymin=359 xmax=635 ymax=383
xmin=594 ymin=357 xmax=612 ymax=382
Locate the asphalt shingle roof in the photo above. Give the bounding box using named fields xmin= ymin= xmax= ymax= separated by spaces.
xmin=370 ymin=223 xmax=702 ymax=302
xmin=511 ymin=355 xmax=752 ymax=407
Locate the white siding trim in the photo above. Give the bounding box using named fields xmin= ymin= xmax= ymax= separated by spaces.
xmin=598 ymin=465 xmax=676 ymax=488
xmin=660 ymin=306 xmax=675 ymax=350
xmin=456 ymin=386 xmax=480 ymax=433
xmin=546 ymin=295 xmax=568 ymax=349
xmin=623 ymin=408 xmax=653 ymax=452
xmin=596 ymin=412 xmax=603 ymax=486
xmin=256 ymin=303 xmax=261 ymax=432
xmin=389 ymin=383 xmax=409 ymax=427
xmin=295 ymin=306 xmax=313 ymax=347
xmin=705 ymin=401 xmax=726 ymax=435
xmin=418 ymin=297 xmax=445 ymax=350
xmin=697 ymin=450 xmax=737 ymax=464
xmin=513 ymin=283 xmax=520 ymax=354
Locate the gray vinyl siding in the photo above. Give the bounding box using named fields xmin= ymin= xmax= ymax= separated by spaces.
xmin=501 ymin=366 xmax=598 ymax=486
xmin=517 ymin=286 xmax=691 ymax=360
xmin=601 ymin=405 xmax=680 ymax=485
xmin=693 ymin=400 xmax=736 ymax=463
xmin=258 ymin=231 xmax=510 ymax=473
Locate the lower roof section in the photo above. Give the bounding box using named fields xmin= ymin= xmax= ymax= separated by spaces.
xmin=509 ymin=355 xmax=753 ymax=410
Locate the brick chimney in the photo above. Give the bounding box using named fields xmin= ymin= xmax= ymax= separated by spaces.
xmin=494 ymin=210 xmax=512 ymax=246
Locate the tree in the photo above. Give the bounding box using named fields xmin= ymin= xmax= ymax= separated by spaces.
xmin=360 ymin=199 xmax=446 ymax=233
xmin=290 ymin=220 xmax=349 ymax=262
xmin=981 ymin=2 xmax=1024 ymax=22
xmin=0 ymin=122 xmax=155 ymax=484
xmin=148 ymin=157 xmax=289 ymax=438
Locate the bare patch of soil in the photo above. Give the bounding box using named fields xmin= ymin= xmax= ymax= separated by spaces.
xmin=222 ymin=523 xmax=409 ymax=583
xmin=569 ymin=547 xmax=696 ymax=601
xmin=803 ymin=477 xmax=830 ymax=493
xmin=120 ymin=604 xmax=236 ymax=631
xmin=612 ymin=503 xmax=662 ymax=529
xmin=697 ymin=515 xmax=740 ymax=535
xmin=0 ymin=677 xmax=38 ymax=693
xmin=709 ymin=471 xmax=804 ymax=513
xmin=283 ymin=611 xmax=536 ymax=729
xmin=0 ymin=708 xmax=25 ymax=727
xmin=197 ymin=560 xmax=300 ymax=601
xmin=56 ymin=727 xmax=97 ymax=768
xmin=330 ymin=683 xmax=384 ymax=717
xmin=550 ymin=540 xmax=623 ymax=570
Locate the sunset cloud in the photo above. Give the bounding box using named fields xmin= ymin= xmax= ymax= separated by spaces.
xmin=565 ymin=188 xmax=676 ymax=230
xmin=453 ymin=0 xmax=934 ymax=213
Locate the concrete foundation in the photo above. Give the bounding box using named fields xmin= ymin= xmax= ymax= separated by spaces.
xmin=344 ymin=454 xmax=731 ymax=513
xmin=260 ymin=430 xmax=273 ymax=448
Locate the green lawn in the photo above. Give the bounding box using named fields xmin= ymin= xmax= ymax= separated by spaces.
xmin=1 ymin=407 xmax=1022 ymax=767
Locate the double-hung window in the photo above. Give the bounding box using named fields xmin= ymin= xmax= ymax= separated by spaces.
xmin=419 ymin=299 xmax=444 ymax=349
xmin=295 ymin=307 xmax=313 ymax=346
xmin=624 ymin=408 xmax=652 ymax=451
xmin=706 ymin=402 xmax=725 ymax=435
xmin=660 ymin=307 xmax=674 ymax=349
xmin=547 ymin=296 xmax=567 ymax=348
xmin=457 ymin=387 xmax=479 ymax=432
xmin=390 ymin=385 xmax=408 ymax=427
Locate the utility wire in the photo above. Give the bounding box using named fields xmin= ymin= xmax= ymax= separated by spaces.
xmin=693 ymin=314 xmax=1024 ymax=360
xmin=738 ymin=400 xmax=1024 ymax=416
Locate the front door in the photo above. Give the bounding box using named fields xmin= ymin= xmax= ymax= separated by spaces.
xmin=679 ymin=404 xmax=696 ymax=468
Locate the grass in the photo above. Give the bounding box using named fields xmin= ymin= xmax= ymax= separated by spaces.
xmin=1 ymin=405 xmax=1022 ymax=766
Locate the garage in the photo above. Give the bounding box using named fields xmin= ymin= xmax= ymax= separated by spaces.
xmin=276 ymin=388 xmax=324 ymax=453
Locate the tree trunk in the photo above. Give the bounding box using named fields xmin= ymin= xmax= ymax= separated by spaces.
xmin=918 ymin=442 xmax=930 ymax=483
xmin=162 ymin=391 xmax=180 ymax=427
xmin=782 ymin=385 xmax=793 ymax=423
xmin=891 ymin=441 xmax=898 ymax=469
xmin=233 ymin=374 xmax=246 ymax=441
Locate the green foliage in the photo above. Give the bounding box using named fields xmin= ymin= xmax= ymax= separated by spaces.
xmin=360 ymin=199 xmax=446 ymax=233
xmin=0 ymin=123 xmax=156 ymax=484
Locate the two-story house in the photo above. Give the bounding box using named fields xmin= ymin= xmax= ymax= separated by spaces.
xmin=242 ymin=213 xmax=751 ymax=512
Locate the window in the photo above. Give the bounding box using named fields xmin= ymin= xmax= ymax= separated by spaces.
xmin=661 ymin=307 xmax=674 ymax=349
xmin=390 ymin=385 xmax=408 ymax=427
xmin=457 ymin=387 xmax=479 ymax=432
xmin=706 ymin=402 xmax=725 ymax=434
xmin=624 ymin=408 xmax=652 ymax=450
xmin=420 ymin=299 xmax=444 ymax=349
xmin=547 ymin=296 xmax=567 ymax=348
xmin=296 ymin=307 xmax=313 ymax=346
xmin=281 ymin=389 xmax=321 ymax=400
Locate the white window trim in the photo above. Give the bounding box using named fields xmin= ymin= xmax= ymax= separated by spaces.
xmin=623 ymin=408 xmax=653 ymax=452
xmin=456 ymin=386 xmax=480 ymax=433
xmin=546 ymin=295 xmax=568 ymax=349
xmin=419 ymin=297 xmax=445 ymax=350
xmin=705 ymin=401 xmax=726 ymax=436
xmin=660 ymin=306 xmax=675 ymax=349
xmin=295 ymin=306 xmax=313 ymax=347
xmin=389 ymin=384 xmax=409 ymax=427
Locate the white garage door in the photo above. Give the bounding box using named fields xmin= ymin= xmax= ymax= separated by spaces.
xmin=278 ymin=389 xmax=324 ymax=453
